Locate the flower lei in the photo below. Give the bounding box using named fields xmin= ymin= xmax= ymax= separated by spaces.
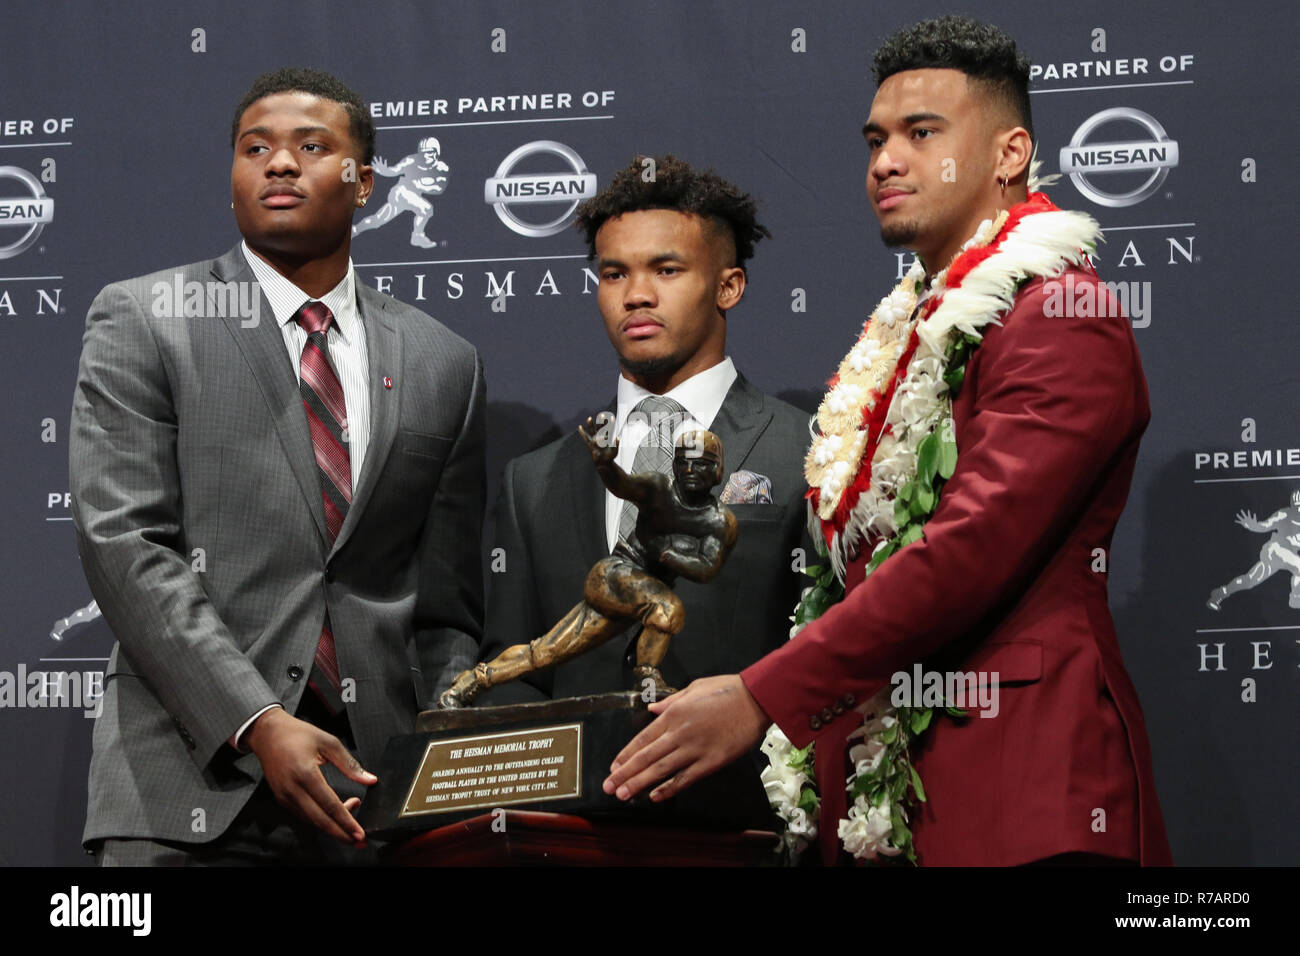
xmin=761 ymin=187 xmax=1101 ymax=863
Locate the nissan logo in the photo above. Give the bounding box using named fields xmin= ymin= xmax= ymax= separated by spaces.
xmin=0 ymin=166 xmax=55 ymax=259
xmin=484 ymin=141 xmax=597 ymax=238
xmin=1059 ymin=108 xmax=1179 ymax=208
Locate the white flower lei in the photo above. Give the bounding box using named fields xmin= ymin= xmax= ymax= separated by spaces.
xmin=805 ymin=213 xmax=1006 ymax=581
xmin=763 ymin=185 xmax=1101 ymax=863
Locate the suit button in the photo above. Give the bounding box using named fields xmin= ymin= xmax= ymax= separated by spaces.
xmin=843 ymin=693 xmax=856 ymax=707
xmin=809 ymin=715 xmax=822 ymax=731
xmin=820 ymin=707 xmax=834 ymax=723
xmin=324 ymin=569 xmax=334 ymax=583
xmin=288 ymin=666 xmax=304 ymax=681
xmin=171 ymin=717 xmax=195 ymax=749
xmin=832 ymin=703 xmax=845 ymax=715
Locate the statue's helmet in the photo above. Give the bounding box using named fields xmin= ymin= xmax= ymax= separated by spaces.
xmin=1291 ymin=489 xmax=1300 ymax=508
xmin=417 ymin=136 xmax=441 ymax=156
xmin=674 ymin=429 xmax=724 ymax=486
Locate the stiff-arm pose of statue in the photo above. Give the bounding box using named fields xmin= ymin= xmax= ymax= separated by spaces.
xmin=351 ymin=137 xmax=449 ymax=248
xmin=440 ymin=415 xmax=738 ymax=708
xmin=1208 ymin=491 xmax=1300 ymax=610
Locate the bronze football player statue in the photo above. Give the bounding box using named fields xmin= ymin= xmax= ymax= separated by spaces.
xmin=439 ymin=414 xmax=738 ymax=708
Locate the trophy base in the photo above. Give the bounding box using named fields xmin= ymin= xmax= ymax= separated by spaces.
xmin=356 ymin=691 xmax=775 ymax=841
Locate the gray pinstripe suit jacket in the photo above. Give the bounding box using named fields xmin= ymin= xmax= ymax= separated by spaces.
xmin=70 ymin=245 xmax=485 ymax=846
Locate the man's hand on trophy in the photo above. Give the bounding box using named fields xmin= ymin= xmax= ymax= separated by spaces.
xmin=579 ymin=412 xmax=619 ymax=464
xmin=602 ymin=674 xmax=769 ymax=803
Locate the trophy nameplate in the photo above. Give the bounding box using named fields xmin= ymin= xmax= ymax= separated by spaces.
xmin=357 ymin=692 xmax=772 ymax=840
xmin=398 ymin=723 xmax=582 ymax=819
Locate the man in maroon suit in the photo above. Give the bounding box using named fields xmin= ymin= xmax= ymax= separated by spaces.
xmin=602 ymin=15 xmax=1171 ymax=866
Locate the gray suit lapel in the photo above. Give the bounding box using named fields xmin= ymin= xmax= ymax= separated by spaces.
xmin=332 ymin=284 xmax=400 ymax=556
xmin=211 ymin=246 xmax=329 ymax=549
xmin=710 ymin=373 xmax=771 ymax=478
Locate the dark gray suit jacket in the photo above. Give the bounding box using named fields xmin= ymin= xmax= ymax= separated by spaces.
xmin=70 ymin=245 xmax=485 ymax=846
xmin=478 ymin=374 xmax=811 ymax=704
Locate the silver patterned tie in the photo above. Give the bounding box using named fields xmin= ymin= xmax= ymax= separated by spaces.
xmin=616 ymin=395 xmax=688 ymax=547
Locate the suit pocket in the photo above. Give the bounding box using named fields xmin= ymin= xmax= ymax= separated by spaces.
xmin=962 ymin=638 xmax=1043 ymax=686
xmin=398 ymin=429 xmax=454 ymax=461
xmin=727 ymin=503 xmax=787 ymax=524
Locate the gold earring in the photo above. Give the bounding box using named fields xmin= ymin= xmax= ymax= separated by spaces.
xmin=999 ymin=175 xmax=1008 ymax=196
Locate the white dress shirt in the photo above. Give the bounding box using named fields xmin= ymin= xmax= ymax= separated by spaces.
xmin=604 ymin=357 xmax=738 ymax=552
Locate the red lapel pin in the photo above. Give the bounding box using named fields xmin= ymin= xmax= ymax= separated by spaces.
xmin=383 ymin=376 xmax=393 ymax=389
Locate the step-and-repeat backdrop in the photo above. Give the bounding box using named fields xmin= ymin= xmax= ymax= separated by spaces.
xmin=2 ymin=0 xmax=1293 ymax=864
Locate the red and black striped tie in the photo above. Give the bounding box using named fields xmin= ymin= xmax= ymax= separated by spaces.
xmin=295 ymin=301 xmax=350 ymax=713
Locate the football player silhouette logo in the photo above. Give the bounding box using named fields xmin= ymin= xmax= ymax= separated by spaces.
xmin=352 ymin=137 xmax=449 ymax=248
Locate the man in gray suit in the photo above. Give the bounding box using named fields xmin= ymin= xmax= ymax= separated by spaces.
xmin=478 ymin=156 xmax=809 ymax=705
xmin=70 ymin=68 xmax=485 ymax=864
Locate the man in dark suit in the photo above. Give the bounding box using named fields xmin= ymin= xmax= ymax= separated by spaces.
xmin=477 ymin=156 xmax=810 ymax=705
xmin=603 ymin=18 xmax=1171 ymax=867
xmin=70 ymin=68 xmax=485 ymax=864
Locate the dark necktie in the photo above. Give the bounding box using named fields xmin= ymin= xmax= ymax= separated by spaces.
xmin=295 ymin=300 xmax=350 ymax=713
xmin=616 ymin=395 xmax=687 ymax=547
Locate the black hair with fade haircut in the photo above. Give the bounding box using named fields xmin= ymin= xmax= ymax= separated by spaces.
xmin=574 ymin=155 xmax=771 ymax=273
xmin=230 ymin=67 xmax=376 ymax=163
xmin=872 ymin=15 xmax=1033 ymax=144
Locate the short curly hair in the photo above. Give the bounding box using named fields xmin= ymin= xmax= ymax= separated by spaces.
xmin=231 ymin=67 xmax=375 ymax=163
xmin=873 ymin=16 xmax=1033 ymax=143
xmin=574 ymin=155 xmax=770 ymax=271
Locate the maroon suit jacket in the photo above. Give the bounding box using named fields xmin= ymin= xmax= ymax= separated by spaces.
xmin=742 ymin=267 xmax=1172 ymax=867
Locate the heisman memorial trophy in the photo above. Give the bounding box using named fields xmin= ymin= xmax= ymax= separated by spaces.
xmin=356 ymin=412 xmax=773 ymax=844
